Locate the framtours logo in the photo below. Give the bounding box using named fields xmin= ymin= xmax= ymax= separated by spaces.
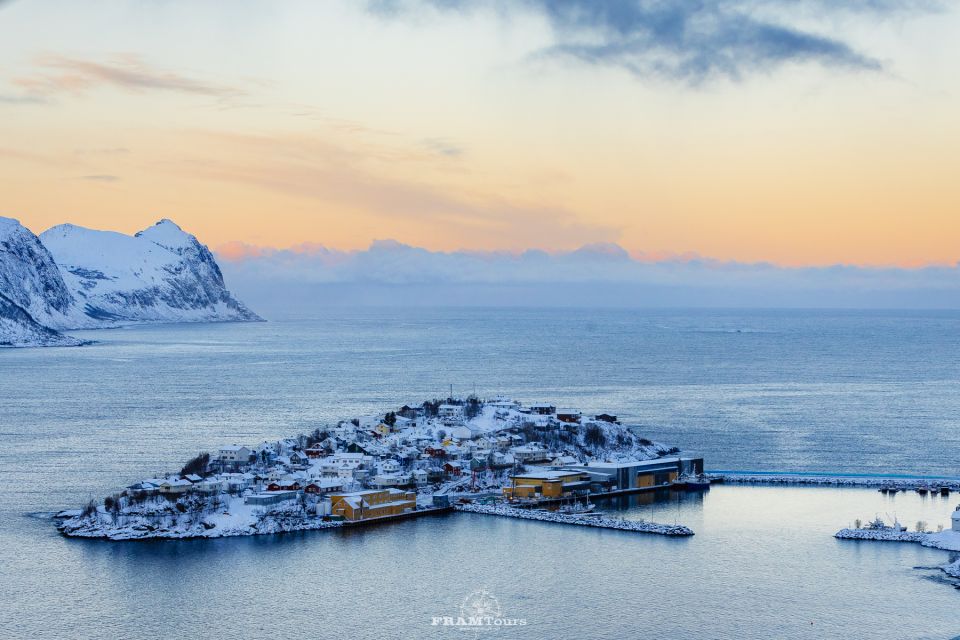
xmin=431 ymin=589 xmax=527 ymax=632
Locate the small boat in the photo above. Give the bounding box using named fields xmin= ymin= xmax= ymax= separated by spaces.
xmin=916 ymin=487 xmax=928 ymax=495
xmin=683 ymin=474 xmax=711 ymax=490
xmin=559 ymin=501 xmax=597 ymax=515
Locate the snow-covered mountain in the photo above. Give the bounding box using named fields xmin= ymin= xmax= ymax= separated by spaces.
xmin=0 ymin=217 xmax=79 ymax=329
xmin=41 ymin=219 xmax=262 ymax=325
xmin=0 ymin=292 xmax=84 ymax=347
xmin=0 ymin=216 xmax=261 ymax=348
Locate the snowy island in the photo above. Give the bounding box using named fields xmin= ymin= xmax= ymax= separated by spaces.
xmin=55 ymin=397 xmax=703 ymax=540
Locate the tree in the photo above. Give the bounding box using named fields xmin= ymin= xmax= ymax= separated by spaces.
xmin=464 ymin=396 xmax=482 ymax=420
xmin=180 ymin=452 xmax=210 ymax=476
xmin=384 ymin=412 xmax=397 ymax=427
xmin=81 ymin=499 xmax=98 ymax=518
xmin=584 ymin=424 xmax=607 ymax=448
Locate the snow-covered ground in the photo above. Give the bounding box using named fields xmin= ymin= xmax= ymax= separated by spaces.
xmin=57 ymin=495 xmax=343 ymax=540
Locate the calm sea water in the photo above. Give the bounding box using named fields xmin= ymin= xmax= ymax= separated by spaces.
xmin=1 ymin=308 xmax=959 ymax=639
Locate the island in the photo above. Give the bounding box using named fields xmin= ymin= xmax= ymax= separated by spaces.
xmin=55 ymin=397 xmax=703 ymax=540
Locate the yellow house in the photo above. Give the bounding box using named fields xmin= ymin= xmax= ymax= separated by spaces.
xmin=328 ymin=489 xmax=417 ymax=521
xmin=503 ymin=470 xmax=591 ymax=501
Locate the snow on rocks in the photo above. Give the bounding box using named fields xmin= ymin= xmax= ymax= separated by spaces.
xmin=834 ymin=525 xmax=960 ymax=584
xmin=57 ymin=499 xmax=343 ymax=541
xmin=834 ymin=528 xmax=926 ymax=543
xmin=713 ymin=473 xmax=960 ymax=491
xmin=944 ymin=559 xmax=960 ymax=580
xmin=455 ymin=503 xmax=694 ymax=536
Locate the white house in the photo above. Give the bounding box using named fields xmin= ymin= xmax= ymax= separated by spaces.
xmin=372 ymin=473 xmax=405 ymax=488
xmin=952 ymin=505 xmax=960 ymax=532
xmin=218 ymin=445 xmax=253 ymax=465
xmin=510 ymin=444 xmax=550 ymax=463
xmin=331 ymin=452 xmax=374 ymax=466
xmin=358 ymin=415 xmax=384 ymax=430
xmin=438 ymin=404 xmax=464 ymax=425
xmin=451 ymin=424 xmax=485 ymax=440
xmin=380 ymin=459 xmax=401 ymax=474
xmin=487 ymin=396 xmax=519 ymax=410
xmin=197 ymin=477 xmax=224 ymax=493
xmin=158 ymin=478 xmax=193 ymax=495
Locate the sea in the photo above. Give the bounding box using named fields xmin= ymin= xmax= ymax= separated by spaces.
xmin=1 ymin=308 xmax=959 ymax=639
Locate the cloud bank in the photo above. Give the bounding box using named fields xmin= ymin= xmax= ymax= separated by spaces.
xmin=217 ymin=240 xmax=960 ymax=315
xmin=374 ymin=0 xmax=938 ymax=83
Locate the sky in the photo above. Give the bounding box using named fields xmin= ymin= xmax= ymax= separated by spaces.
xmin=1 ymin=0 xmax=959 ymax=309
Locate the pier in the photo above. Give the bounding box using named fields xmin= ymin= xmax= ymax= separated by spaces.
xmin=710 ymin=472 xmax=960 ymax=492
xmin=455 ymin=503 xmax=694 ymax=536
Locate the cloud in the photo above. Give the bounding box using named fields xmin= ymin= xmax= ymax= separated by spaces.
xmin=216 ymin=239 xmax=960 ymax=312
xmin=421 ymin=137 xmax=464 ymax=157
xmin=376 ymin=0 xmax=938 ymax=83
xmin=165 ymin=130 xmax=618 ymax=249
xmin=78 ymin=174 xmax=120 ymax=182
xmin=0 ymin=92 xmax=48 ymax=105
xmin=14 ymin=53 xmax=243 ymax=98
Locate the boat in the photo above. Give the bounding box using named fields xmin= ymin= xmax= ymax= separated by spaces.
xmin=681 ymin=474 xmax=711 ymax=490
xmin=558 ymin=501 xmax=597 ymax=515
xmin=916 ymin=487 xmax=928 ymax=495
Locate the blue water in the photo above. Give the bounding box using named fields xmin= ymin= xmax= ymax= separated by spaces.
xmin=1 ymin=308 xmax=959 ymax=639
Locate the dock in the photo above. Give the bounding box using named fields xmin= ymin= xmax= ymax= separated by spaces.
xmin=455 ymin=503 xmax=694 ymax=536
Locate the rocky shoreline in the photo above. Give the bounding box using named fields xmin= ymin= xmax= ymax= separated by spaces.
xmin=455 ymin=503 xmax=694 ymax=536
xmin=712 ymin=473 xmax=960 ymax=491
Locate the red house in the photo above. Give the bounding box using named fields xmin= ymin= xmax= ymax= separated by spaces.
xmin=444 ymin=461 xmax=462 ymax=477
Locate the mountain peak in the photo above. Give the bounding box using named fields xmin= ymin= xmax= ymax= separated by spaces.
xmin=135 ymin=218 xmax=197 ymax=252
xmin=0 ymin=216 xmax=32 ymax=241
xmin=154 ymin=218 xmax=183 ymax=231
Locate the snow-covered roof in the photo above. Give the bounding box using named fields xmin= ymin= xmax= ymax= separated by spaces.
xmin=512 ymin=470 xmax=585 ymax=480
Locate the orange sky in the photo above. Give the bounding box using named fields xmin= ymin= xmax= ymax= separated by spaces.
xmin=1 ymin=1 xmax=958 ymax=267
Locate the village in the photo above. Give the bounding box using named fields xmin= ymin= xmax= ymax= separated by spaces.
xmin=55 ymin=397 xmax=704 ymax=539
